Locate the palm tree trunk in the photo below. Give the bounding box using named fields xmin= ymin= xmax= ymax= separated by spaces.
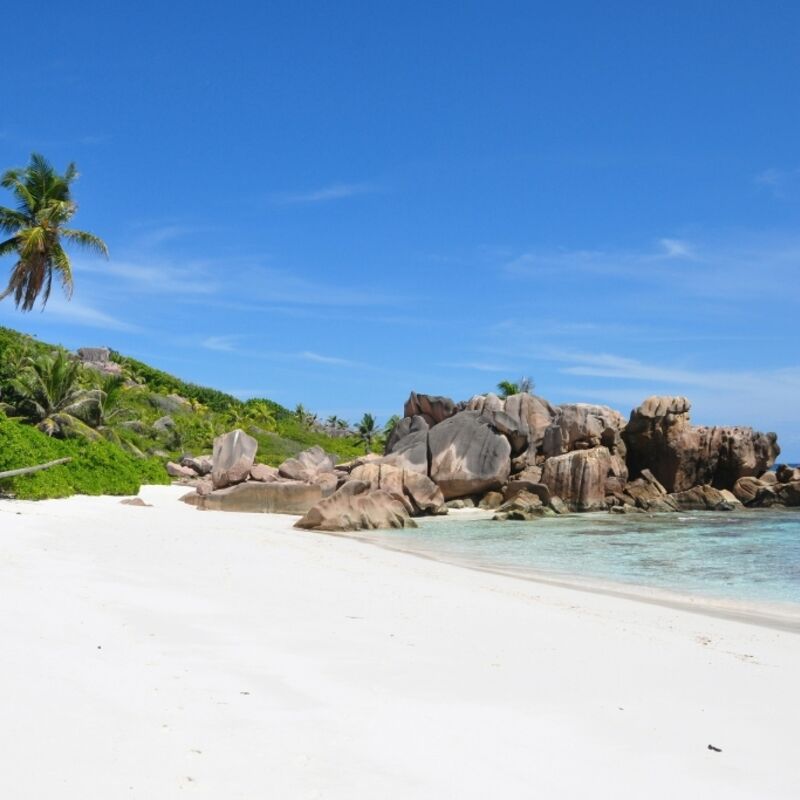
xmin=0 ymin=457 xmax=71 ymax=479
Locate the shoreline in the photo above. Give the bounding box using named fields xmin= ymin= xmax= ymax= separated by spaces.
xmin=2 ymin=485 xmax=800 ymax=798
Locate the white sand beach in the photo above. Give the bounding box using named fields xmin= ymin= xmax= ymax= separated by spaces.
xmin=1 ymin=485 xmax=798 ymax=799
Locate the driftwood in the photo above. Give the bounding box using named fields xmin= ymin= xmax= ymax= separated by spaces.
xmin=0 ymin=457 xmax=72 ymax=480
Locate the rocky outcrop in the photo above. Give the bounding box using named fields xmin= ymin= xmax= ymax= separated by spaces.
xmin=192 ymin=480 xmax=323 ymax=513
xmin=295 ymin=481 xmax=417 ymax=531
xmin=349 ymin=462 xmax=446 ymax=515
xmin=542 ymin=403 xmax=626 ymax=458
xmin=621 ymin=469 xmax=676 ymax=512
xmin=278 ymin=446 xmax=337 ymax=482
xmin=384 ymin=415 xmax=429 ymax=454
xmin=541 ymin=447 xmax=627 ymax=511
xmin=732 ymin=476 xmax=765 ymax=505
xmin=382 ymin=430 xmax=429 ymax=474
xmin=667 ymin=485 xmax=742 ymax=511
xmin=467 ymin=392 xmax=555 ymax=458
xmin=404 ymin=392 xmax=458 ymax=426
xmin=166 ymin=461 xmax=196 ymax=479
xmin=623 ymin=396 xmax=779 ymax=492
xmin=181 ymin=454 xmax=213 ymax=476
xmin=249 ymin=463 xmax=280 ymax=482
xmin=776 ymin=465 xmax=800 ymax=484
xmin=493 ymin=491 xmax=556 ymax=521
xmin=428 ymin=411 xmax=511 ymax=499
xmin=212 ymin=429 xmax=258 ymax=489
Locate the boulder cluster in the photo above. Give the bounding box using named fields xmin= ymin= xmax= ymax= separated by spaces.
xmin=173 ymin=390 xmax=794 ymax=531
xmin=383 ymin=390 xmax=787 ymax=520
xmin=175 ymin=429 xmax=433 ymax=530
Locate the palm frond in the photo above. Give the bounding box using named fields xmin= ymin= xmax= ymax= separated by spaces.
xmin=61 ymin=228 xmax=108 ymax=257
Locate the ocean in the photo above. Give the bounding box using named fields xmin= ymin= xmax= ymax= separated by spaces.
xmin=366 ymin=509 xmax=800 ymax=609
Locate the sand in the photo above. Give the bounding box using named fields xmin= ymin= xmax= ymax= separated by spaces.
xmin=1 ymin=484 xmax=798 ymax=799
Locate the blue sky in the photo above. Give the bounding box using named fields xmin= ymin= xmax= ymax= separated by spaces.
xmin=2 ymin=1 xmax=799 ymax=458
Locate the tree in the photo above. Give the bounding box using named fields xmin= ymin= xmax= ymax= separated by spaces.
xmin=7 ymin=350 xmax=102 ymax=437
xmin=497 ymin=376 xmax=534 ymax=398
xmin=0 ymin=153 xmax=108 ymax=310
xmin=383 ymin=414 xmax=401 ymax=439
xmin=356 ymin=412 xmax=380 ymax=453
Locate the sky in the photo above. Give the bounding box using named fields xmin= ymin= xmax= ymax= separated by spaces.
xmin=1 ymin=1 xmax=799 ymax=459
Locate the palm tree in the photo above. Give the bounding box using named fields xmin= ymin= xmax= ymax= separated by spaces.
xmin=8 ymin=350 xmax=102 ymax=437
xmin=246 ymin=400 xmax=277 ymax=431
xmin=0 ymin=153 xmax=108 ymax=310
xmin=497 ymin=376 xmax=534 ymax=398
xmin=496 ymin=380 xmax=520 ymax=399
xmin=356 ymin=412 xmax=380 ymax=453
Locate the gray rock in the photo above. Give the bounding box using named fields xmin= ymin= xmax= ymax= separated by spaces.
xmin=403 ymin=392 xmax=458 ymax=426
xmin=295 ymin=481 xmax=417 ymax=531
xmin=478 ymin=491 xmax=504 ymax=509
xmin=150 ymin=393 xmax=191 ymax=414
xmin=382 ymin=430 xmax=429 ymax=474
xmin=384 ymin=415 xmax=429 ymax=454
xmin=667 ymin=484 xmax=743 ymax=511
xmin=181 ymin=454 xmax=213 ymax=476
xmin=542 ymin=403 xmax=627 ymax=458
xmin=732 ymin=476 xmax=766 ymax=505
xmin=193 ymin=480 xmax=323 ymax=513
xmin=166 ymin=461 xmax=196 ymax=479
xmin=278 ymin=445 xmax=337 ymax=482
xmin=428 ymin=411 xmax=511 ymax=500
xmin=349 ymin=462 xmax=446 ymax=515
xmin=152 ymin=415 xmax=175 ymax=434
xmin=504 ymin=480 xmax=551 ymax=505
xmin=776 ymin=464 xmax=800 ymax=483
xmin=212 ymin=429 xmax=259 ymax=489
xmin=541 ymin=447 xmax=627 ymax=512
xmin=623 ymin=395 xmax=780 ymax=492
xmin=493 ymin=490 xmax=556 ymax=521
xmin=249 ymin=463 xmax=280 ymax=482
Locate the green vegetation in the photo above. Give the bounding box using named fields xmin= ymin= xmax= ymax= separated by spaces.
xmin=497 ymin=376 xmax=534 ymax=398
xmin=0 ymin=412 xmax=168 ymax=500
xmin=0 ymin=325 xmax=384 ymax=498
xmin=0 ymin=153 xmax=107 ymax=311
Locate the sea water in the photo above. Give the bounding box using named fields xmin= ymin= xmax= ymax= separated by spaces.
xmin=366 ymin=510 xmax=800 ymax=608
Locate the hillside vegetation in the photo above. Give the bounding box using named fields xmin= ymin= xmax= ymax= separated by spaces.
xmin=0 ymin=326 xmax=380 ymax=499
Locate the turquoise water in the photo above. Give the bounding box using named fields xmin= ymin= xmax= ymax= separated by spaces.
xmin=368 ymin=510 xmax=800 ymax=607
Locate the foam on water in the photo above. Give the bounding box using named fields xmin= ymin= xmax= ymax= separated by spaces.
xmin=367 ymin=510 xmax=800 ymax=608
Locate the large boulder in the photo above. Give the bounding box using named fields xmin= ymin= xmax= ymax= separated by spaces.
xmin=541 ymin=447 xmax=627 ymax=511
xmin=212 ymin=429 xmax=259 ymax=489
xmin=181 ymin=454 xmax=213 ymax=476
xmin=467 ymin=392 xmax=556 ymax=457
xmin=428 ymin=411 xmax=511 ymax=499
xmin=403 ymin=392 xmax=458 ymax=426
xmin=295 ymin=481 xmax=417 ymax=532
xmin=732 ymin=476 xmax=766 ymax=505
xmin=382 ymin=429 xmax=429 ymax=474
xmin=667 ymin=485 xmax=743 ymax=511
xmin=542 ymin=404 xmax=626 ymax=458
xmin=278 ymin=445 xmax=337 ymax=482
xmin=776 ymin=465 xmax=800 ymax=483
xmin=752 ymin=481 xmax=800 ymax=508
xmin=623 ymin=396 xmax=780 ymax=492
xmin=191 ymin=480 xmax=322 ymax=513
xmin=166 ymin=461 xmax=196 ymax=479
xmin=249 ymin=463 xmax=280 ymax=482
xmin=349 ymin=463 xmax=446 ymax=515
xmin=622 ymin=469 xmax=676 ymax=512
xmin=493 ymin=491 xmax=556 ymax=521
xmin=384 ymin=415 xmax=429 ymax=454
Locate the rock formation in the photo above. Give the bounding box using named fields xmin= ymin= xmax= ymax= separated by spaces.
xmin=212 ymin=429 xmax=258 ymax=489
xmin=295 ymin=481 xmax=417 ymax=531
xmin=623 ymin=396 xmax=779 ymax=492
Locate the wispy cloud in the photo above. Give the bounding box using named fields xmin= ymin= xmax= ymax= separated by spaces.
xmin=75 ymin=257 xmax=219 ymax=295
xmin=298 ymin=350 xmax=360 ymax=367
xmin=272 ymin=182 xmax=378 ymax=205
xmin=201 ymin=335 xmax=242 ymax=353
xmin=0 ymin=295 xmax=140 ymax=333
xmin=755 ymin=167 xmax=800 ymax=198
xmin=439 ymin=361 xmax=514 ymax=373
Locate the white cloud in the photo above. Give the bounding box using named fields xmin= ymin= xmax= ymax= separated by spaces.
xmin=273 ymin=182 xmax=378 ymax=205
xmin=201 ymin=335 xmax=241 ymax=353
xmin=299 ymin=350 xmax=359 ymax=367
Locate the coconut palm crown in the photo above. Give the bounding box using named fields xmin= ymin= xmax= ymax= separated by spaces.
xmin=0 ymin=153 xmax=107 ymax=311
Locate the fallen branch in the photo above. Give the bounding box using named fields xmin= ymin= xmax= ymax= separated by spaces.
xmin=0 ymin=457 xmax=72 ymax=480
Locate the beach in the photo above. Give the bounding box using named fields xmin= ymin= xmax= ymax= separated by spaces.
xmin=1 ymin=485 xmax=798 ymax=799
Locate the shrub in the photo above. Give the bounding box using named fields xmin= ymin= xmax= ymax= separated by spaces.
xmin=0 ymin=414 xmax=169 ymax=500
